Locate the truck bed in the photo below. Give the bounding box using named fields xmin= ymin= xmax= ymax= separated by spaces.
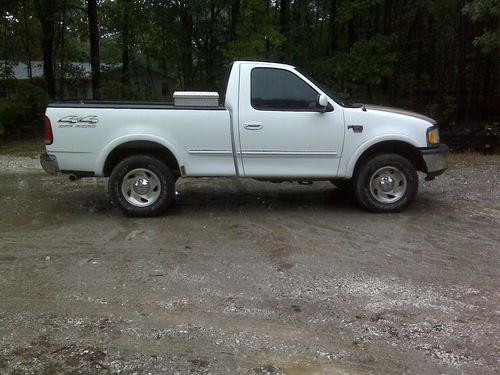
xmin=45 ymin=102 xmax=235 ymax=177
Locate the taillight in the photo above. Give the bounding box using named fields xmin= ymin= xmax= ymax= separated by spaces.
xmin=43 ymin=115 xmax=53 ymax=145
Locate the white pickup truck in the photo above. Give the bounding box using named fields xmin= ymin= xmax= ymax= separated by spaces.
xmin=40 ymin=61 xmax=448 ymax=216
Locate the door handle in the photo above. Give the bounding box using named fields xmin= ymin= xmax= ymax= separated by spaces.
xmin=244 ymin=121 xmax=263 ymax=130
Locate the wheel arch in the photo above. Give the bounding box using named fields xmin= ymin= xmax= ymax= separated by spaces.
xmin=99 ymin=138 xmax=182 ymax=177
xmin=350 ymin=140 xmax=426 ymax=179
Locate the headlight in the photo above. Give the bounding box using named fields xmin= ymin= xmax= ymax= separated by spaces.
xmin=427 ymin=127 xmax=440 ymax=145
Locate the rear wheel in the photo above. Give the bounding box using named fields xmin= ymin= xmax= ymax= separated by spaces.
xmin=354 ymin=153 xmax=418 ymax=213
xmin=109 ymin=154 xmax=175 ymax=217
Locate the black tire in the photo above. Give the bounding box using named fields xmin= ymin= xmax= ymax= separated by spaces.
xmin=330 ymin=179 xmax=353 ymax=191
xmin=108 ymin=154 xmax=175 ymax=217
xmin=354 ymin=153 xmax=418 ymax=213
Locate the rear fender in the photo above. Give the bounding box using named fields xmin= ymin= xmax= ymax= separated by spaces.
xmin=95 ymin=134 xmax=183 ymax=176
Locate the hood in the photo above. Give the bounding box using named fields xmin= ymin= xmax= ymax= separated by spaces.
xmin=364 ymin=104 xmax=436 ymax=125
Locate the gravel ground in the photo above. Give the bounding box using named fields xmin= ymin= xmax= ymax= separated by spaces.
xmin=0 ymin=153 xmax=499 ymax=374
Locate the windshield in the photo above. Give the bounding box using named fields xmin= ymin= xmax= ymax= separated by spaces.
xmin=294 ymin=68 xmax=347 ymax=107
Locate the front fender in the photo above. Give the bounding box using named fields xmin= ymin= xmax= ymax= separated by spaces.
xmin=342 ymin=135 xmax=422 ymax=178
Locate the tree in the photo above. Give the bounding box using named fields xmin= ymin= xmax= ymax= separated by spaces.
xmin=120 ymin=0 xmax=131 ymax=86
xmin=34 ymin=0 xmax=57 ymax=99
xmin=0 ymin=0 xmax=498 ymax=124
xmin=87 ymin=0 xmax=100 ymax=99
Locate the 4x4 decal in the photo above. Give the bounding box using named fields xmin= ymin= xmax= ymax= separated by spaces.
xmin=58 ymin=115 xmax=99 ymax=128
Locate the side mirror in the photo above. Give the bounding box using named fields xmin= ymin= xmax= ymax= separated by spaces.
xmin=316 ymin=94 xmax=329 ymax=112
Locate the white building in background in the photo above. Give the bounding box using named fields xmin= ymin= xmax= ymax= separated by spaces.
xmin=0 ymin=61 xmax=176 ymax=100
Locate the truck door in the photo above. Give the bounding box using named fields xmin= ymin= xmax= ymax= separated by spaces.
xmin=237 ymin=64 xmax=345 ymax=178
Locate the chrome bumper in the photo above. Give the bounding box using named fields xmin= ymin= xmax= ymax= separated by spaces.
xmin=420 ymin=144 xmax=449 ymax=180
xmin=40 ymin=153 xmax=59 ymax=174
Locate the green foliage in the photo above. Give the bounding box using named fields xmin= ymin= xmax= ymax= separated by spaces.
xmin=224 ymin=0 xmax=284 ymax=61
xmin=463 ymin=0 xmax=500 ymax=20
xmin=224 ymin=28 xmax=285 ymax=62
xmin=0 ymin=81 xmax=48 ymax=137
xmin=463 ymin=0 xmax=500 ymax=54
xmin=0 ymin=63 xmax=14 ymax=80
xmin=0 ymin=102 xmax=35 ymax=136
xmin=472 ymin=30 xmax=500 ymax=53
xmin=15 ymin=81 xmax=50 ymax=109
xmin=98 ymin=81 xmax=144 ymax=101
xmin=331 ymin=35 xmax=399 ymax=92
xmin=337 ymin=0 xmax=384 ymax=24
xmin=0 ymin=0 xmax=499 ymax=129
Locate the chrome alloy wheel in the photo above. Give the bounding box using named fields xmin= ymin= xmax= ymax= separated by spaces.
xmin=368 ymin=166 xmax=407 ymax=204
xmin=121 ymin=168 xmax=162 ymax=207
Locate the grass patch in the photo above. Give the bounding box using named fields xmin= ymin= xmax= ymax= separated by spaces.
xmin=0 ymin=138 xmax=45 ymax=157
xmin=448 ymin=151 xmax=500 ymax=167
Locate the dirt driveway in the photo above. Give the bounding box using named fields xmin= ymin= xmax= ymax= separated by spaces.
xmin=0 ymin=151 xmax=499 ymax=374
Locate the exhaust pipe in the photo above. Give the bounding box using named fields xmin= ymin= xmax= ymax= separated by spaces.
xmin=69 ymin=174 xmax=82 ymax=181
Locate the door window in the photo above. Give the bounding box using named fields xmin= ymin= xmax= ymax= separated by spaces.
xmin=251 ymin=68 xmax=319 ymax=111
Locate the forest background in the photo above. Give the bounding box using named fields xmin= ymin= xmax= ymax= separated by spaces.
xmin=0 ymin=0 xmax=498 ymax=138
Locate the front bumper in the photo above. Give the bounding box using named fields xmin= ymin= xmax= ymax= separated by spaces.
xmin=40 ymin=153 xmax=59 ymax=174
xmin=419 ymin=143 xmax=449 ymax=180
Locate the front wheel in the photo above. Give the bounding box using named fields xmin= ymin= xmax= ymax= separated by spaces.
xmin=109 ymin=154 xmax=175 ymax=217
xmin=354 ymin=154 xmax=418 ymax=213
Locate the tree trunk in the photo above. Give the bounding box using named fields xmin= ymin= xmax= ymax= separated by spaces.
xmin=180 ymin=3 xmax=194 ymax=87
xmin=280 ymin=0 xmax=289 ymax=57
xmin=347 ymin=16 xmax=356 ymax=50
xmin=35 ymin=0 xmax=56 ymax=99
xmin=42 ymin=24 xmax=56 ymax=100
xmin=88 ymin=0 xmax=101 ymax=99
xmin=230 ymin=0 xmax=240 ymax=40
xmin=480 ymin=56 xmax=491 ymax=120
xmin=383 ymin=0 xmax=392 ymax=34
xmin=205 ymin=2 xmax=216 ymax=86
xmin=121 ymin=0 xmax=130 ymax=87
xmin=146 ymin=53 xmax=152 ymax=99
xmin=373 ymin=2 xmax=380 ymax=35
xmin=59 ymin=0 xmax=67 ymax=98
xmin=413 ymin=9 xmax=423 ymax=108
xmin=21 ymin=0 xmax=33 ymax=81
xmin=456 ymin=0 xmax=467 ymax=122
xmin=329 ymin=0 xmax=337 ymax=54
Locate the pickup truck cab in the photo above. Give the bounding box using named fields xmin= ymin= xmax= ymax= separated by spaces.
xmin=41 ymin=61 xmax=448 ymax=216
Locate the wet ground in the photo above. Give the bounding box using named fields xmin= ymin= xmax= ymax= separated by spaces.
xmin=0 ymin=152 xmax=499 ymax=374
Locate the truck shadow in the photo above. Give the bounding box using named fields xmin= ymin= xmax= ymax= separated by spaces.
xmin=58 ymin=180 xmax=445 ymax=218
xmin=173 ymin=184 xmax=359 ymax=214
xmin=0 ymin=175 xmax=444 ymax=229
xmin=63 ymin=181 xmax=363 ymax=219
